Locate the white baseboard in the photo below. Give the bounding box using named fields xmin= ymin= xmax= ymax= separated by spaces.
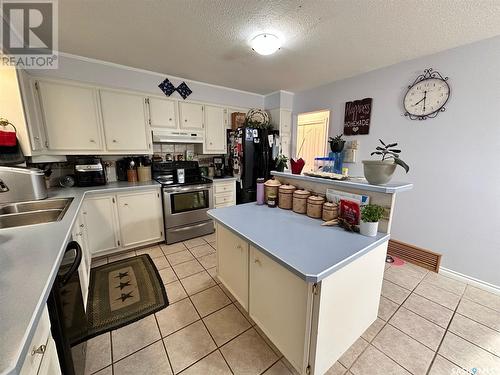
xmin=440 ymin=267 xmax=500 ymax=296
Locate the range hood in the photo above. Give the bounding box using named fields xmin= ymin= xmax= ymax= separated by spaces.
xmin=152 ymin=129 xmax=204 ymax=143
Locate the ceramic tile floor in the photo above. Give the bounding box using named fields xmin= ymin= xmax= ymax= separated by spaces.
xmin=87 ymin=237 xmax=500 ymax=375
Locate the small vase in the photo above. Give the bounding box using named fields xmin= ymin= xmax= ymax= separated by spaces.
xmin=290 ymin=158 xmax=305 ymax=175
xmin=329 ymin=140 xmax=345 ymax=153
xmin=360 ymin=220 xmax=379 ymax=237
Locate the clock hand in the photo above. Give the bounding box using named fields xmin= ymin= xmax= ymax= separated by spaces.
xmin=413 ymin=96 xmax=426 ymax=106
xmin=422 ymin=91 xmax=427 ymax=112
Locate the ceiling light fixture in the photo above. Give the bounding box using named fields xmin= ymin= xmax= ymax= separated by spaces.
xmin=251 ymin=33 xmax=281 ymax=56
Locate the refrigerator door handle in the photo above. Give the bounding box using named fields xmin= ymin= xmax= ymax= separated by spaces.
xmin=60 ymin=241 xmax=82 ymax=286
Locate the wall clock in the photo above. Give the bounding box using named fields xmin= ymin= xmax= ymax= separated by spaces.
xmin=403 ymin=68 xmax=450 ymax=120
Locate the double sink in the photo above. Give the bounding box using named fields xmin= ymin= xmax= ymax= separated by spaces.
xmin=0 ymin=198 xmax=73 ymax=229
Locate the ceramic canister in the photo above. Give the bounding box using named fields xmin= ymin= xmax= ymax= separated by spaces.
xmin=292 ymin=189 xmax=311 ymax=214
xmin=307 ymin=195 xmax=326 ymax=218
xmin=278 ymin=184 xmax=296 ymax=210
xmin=264 ymin=178 xmax=281 ymax=202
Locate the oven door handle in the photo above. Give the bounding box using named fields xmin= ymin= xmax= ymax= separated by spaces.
xmin=163 ymin=185 xmax=212 ymax=193
xmin=169 ymin=222 xmax=212 ymax=232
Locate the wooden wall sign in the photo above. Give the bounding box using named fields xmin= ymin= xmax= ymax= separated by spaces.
xmin=343 ymin=98 xmax=372 ymax=135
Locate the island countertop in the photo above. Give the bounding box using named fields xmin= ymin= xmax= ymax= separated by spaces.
xmin=208 ymin=203 xmax=390 ymax=283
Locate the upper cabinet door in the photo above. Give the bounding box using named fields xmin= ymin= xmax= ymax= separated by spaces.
xmin=36 ymin=80 xmax=102 ymax=151
xmin=148 ymin=97 xmax=178 ymax=129
xmin=203 ymin=105 xmax=226 ymax=154
xmin=179 ymin=102 xmax=204 ymax=130
xmin=99 ymin=90 xmax=150 ymax=152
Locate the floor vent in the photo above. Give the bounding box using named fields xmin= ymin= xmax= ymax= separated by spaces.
xmin=388 ymin=239 xmax=442 ymax=272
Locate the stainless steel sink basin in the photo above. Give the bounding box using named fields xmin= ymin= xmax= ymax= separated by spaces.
xmin=0 ymin=198 xmax=73 ymax=229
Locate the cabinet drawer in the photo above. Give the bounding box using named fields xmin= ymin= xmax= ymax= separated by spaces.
xmin=20 ymin=307 xmax=51 ymax=375
xmin=215 ymin=192 xmax=235 ymax=207
xmin=214 ymin=181 xmax=235 ymax=195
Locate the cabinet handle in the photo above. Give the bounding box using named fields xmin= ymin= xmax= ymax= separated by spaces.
xmin=124 ymin=203 xmax=128 ymax=206
xmin=80 ymin=224 xmax=84 ymax=228
xmin=31 ymin=344 xmax=46 ymax=356
xmin=236 ymin=244 xmax=242 ymax=250
xmin=82 ymin=211 xmax=87 ymax=215
xmin=169 ymin=118 xmax=172 ymax=121
xmin=254 ymin=258 xmax=261 ymax=265
xmin=113 ymin=139 xmax=117 ymax=143
xmin=90 ymin=139 xmax=95 ymax=143
xmin=34 ymin=136 xmax=40 ymax=140
xmin=184 ymin=119 xmax=188 ymax=122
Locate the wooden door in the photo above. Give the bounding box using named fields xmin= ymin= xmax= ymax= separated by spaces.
xmin=116 ymin=189 xmax=163 ymax=248
xmin=36 ymin=80 xmax=102 ymax=151
xmin=148 ymin=97 xmax=178 ymax=129
xmin=179 ymin=102 xmax=204 ymax=130
xmin=204 ymin=105 xmax=226 ymax=153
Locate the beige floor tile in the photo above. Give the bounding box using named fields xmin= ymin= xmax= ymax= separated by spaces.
xmin=166 ymin=250 xmax=195 ymax=266
xmin=206 ymin=266 xmax=218 ymax=281
xmin=181 ymin=350 xmax=231 ymax=375
xmin=428 ymin=355 xmax=468 ymax=375
xmin=414 ymin=282 xmax=461 ymax=310
xmin=156 ymin=298 xmax=200 ymax=337
xmin=220 ymin=328 xmax=278 ymax=375
xmin=383 ymin=266 xmax=423 ymax=290
xmin=384 ymin=263 xmax=391 ymax=270
xmin=112 ymin=315 xmax=161 ymax=361
xmin=449 ymin=314 xmax=500 ymax=356
xmin=438 ymin=332 xmax=500 ymax=373
xmin=165 ymin=280 xmax=188 ymax=303
xmin=108 ymin=251 xmax=136 ymax=263
xmin=113 ymin=341 xmax=172 ymax=375
xmin=159 ymin=267 xmax=178 ymax=284
xmin=463 ymin=285 xmax=500 ymax=312
xmin=164 ymin=320 xmax=217 ymax=373
xmin=198 ymin=252 xmax=217 ymax=269
xmin=381 ymin=279 xmax=411 ymax=305
xmin=457 ymin=298 xmax=500 ymax=332
xmin=188 ymin=244 xmax=215 ymax=258
xmin=378 ymin=296 xmax=398 ymax=321
xmin=338 ymin=337 xmax=369 ymax=368
xmin=403 ymin=293 xmax=454 ymax=328
xmin=136 ymin=245 xmax=164 ymax=259
xmin=350 ymin=345 xmax=411 ymax=375
xmin=325 ymin=361 xmax=347 ymax=375
xmin=423 ymin=272 xmax=466 ymax=296
xmin=203 ymin=304 xmax=251 ymax=346
xmin=234 ymin=300 xmax=255 ymax=325
xmin=264 ymin=360 xmax=294 ymax=374
xmin=152 ymin=256 xmax=170 ymax=271
xmin=361 ymin=318 xmax=385 ymax=342
xmin=202 ymin=233 xmax=216 ymax=244
xmin=93 ymin=366 xmax=112 ymax=375
xmin=389 ymin=307 xmax=445 ymax=350
xmin=209 ymin=242 xmax=217 ymax=250
xmin=84 ymin=333 xmax=111 ymax=375
xmin=400 ymin=262 xmax=429 ymax=277
xmin=373 ymin=324 xmax=434 ymax=375
xmin=183 ymin=237 xmax=207 ymax=249
xmin=191 ymin=285 xmax=231 ymax=317
xmin=161 ymin=242 xmax=187 ymax=255
xmin=180 ymin=271 xmax=216 ymax=295
xmin=172 ymin=259 xmax=204 ymax=279
xmin=91 ymin=257 xmax=108 ymax=268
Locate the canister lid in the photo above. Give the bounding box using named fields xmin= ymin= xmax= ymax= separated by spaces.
xmin=279 ymin=184 xmax=296 ymax=192
xmin=307 ymin=195 xmax=325 ymax=203
xmin=264 ymin=178 xmax=281 ymax=187
xmin=293 ymin=189 xmax=311 ymax=197
xmin=323 ymin=201 xmax=338 ymax=209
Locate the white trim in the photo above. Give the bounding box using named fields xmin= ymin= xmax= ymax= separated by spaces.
xmin=264 ymin=89 xmax=296 ymax=97
xmin=57 ymin=52 xmax=265 ymax=98
xmin=440 ymin=267 xmax=500 ymax=296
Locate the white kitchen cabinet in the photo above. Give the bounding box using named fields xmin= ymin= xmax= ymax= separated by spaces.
xmin=81 ymin=195 xmax=120 ymax=256
xmin=117 ymin=190 xmax=163 ymax=248
xmin=99 ymin=90 xmax=151 ymax=152
xmin=37 ymin=336 xmax=61 ymax=375
xmin=179 ymin=101 xmax=204 ymax=130
xmin=36 ymin=80 xmax=102 ymax=151
xmin=213 ymin=179 xmax=236 ymax=208
xmin=148 ymin=97 xmax=178 ymax=129
xmin=71 ymin=213 xmax=91 ymax=309
xmin=216 ymin=224 xmax=249 ymax=310
xmin=203 ymin=105 xmax=227 ymax=154
xmin=249 ymin=246 xmax=312 ymax=374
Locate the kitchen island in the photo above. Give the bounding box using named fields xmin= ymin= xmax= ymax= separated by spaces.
xmin=208 ymin=203 xmax=390 ymax=375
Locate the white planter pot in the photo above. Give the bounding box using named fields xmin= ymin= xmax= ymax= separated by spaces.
xmin=360 ymin=220 xmax=379 ymax=237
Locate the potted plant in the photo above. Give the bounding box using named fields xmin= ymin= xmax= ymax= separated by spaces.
xmin=328 ymin=134 xmax=346 ymax=153
xmin=275 ymin=154 xmax=288 ymax=172
xmin=362 ymin=139 xmax=409 ymax=185
xmin=360 ymin=204 xmax=385 ymax=236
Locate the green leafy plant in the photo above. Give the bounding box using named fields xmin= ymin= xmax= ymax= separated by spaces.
xmin=275 ymin=154 xmax=288 ymax=172
xmin=361 ymin=204 xmax=385 ymax=223
xmin=371 ymin=139 xmax=410 ymax=173
xmin=328 ymin=134 xmax=346 ymax=152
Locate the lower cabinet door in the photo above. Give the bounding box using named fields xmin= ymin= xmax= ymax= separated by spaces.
xmin=37 ymin=336 xmax=61 ymax=375
xmin=216 ymin=224 xmax=249 ymax=309
xmin=117 ymin=189 xmax=163 ymax=248
xmin=249 ymin=246 xmax=312 ymax=374
xmin=81 ymin=195 xmax=120 ymax=256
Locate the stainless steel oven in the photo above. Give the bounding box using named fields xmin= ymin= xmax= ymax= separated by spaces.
xmin=163 ymin=183 xmax=214 ymax=244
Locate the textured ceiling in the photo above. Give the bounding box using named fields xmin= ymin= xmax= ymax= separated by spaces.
xmin=58 ymin=0 xmax=500 ymax=94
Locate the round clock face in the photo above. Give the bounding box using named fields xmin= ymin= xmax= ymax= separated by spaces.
xmin=404 ymin=78 xmax=450 ymax=117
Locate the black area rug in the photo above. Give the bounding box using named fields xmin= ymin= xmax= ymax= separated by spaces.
xmin=74 ymin=254 xmax=168 ymax=344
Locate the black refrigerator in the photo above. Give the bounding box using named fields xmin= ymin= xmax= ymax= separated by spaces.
xmin=228 ymin=127 xmax=279 ymax=204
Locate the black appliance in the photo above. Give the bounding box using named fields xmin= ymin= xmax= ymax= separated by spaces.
xmin=74 ymin=157 xmax=106 ymax=187
xmin=47 ymin=241 xmax=87 ymax=375
xmin=228 ymin=127 xmax=279 ymax=203
xmin=213 ymin=156 xmax=224 ymax=178
xmin=153 ymin=161 xmax=214 ymax=244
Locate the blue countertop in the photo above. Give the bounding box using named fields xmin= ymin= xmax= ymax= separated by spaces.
xmin=0 ymin=181 xmax=160 ymax=375
xmin=271 ymin=171 xmax=413 ymax=194
xmin=208 ymin=203 xmax=390 ymax=283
